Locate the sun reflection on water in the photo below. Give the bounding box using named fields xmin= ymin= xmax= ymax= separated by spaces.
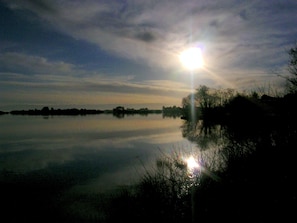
xmin=186 ymin=156 xmax=199 ymax=169
xmin=184 ymin=155 xmax=200 ymax=178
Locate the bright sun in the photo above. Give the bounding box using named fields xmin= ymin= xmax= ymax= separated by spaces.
xmin=179 ymin=47 xmax=203 ymax=70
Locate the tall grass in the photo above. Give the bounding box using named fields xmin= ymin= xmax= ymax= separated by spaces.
xmin=102 ymin=149 xmax=205 ymax=223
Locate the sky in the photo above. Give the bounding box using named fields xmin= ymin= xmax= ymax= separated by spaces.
xmin=1 ymin=0 xmax=297 ymax=111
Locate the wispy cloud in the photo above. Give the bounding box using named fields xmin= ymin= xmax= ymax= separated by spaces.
xmin=1 ymin=0 xmax=297 ymax=109
xmin=10 ymin=0 xmax=294 ymax=72
xmin=0 ymin=52 xmax=74 ymax=75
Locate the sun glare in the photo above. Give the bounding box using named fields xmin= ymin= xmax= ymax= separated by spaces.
xmin=179 ymin=47 xmax=203 ymax=70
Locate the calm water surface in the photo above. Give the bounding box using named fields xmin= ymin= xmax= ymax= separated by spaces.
xmin=0 ymin=114 xmax=193 ymax=194
xmin=2 ymin=113 xmax=293 ymax=222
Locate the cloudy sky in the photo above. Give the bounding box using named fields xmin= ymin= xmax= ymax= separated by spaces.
xmin=1 ymin=0 xmax=297 ymax=110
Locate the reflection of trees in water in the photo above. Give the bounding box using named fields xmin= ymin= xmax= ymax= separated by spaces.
xmin=181 ymin=120 xmax=228 ymax=151
xmin=180 ymin=117 xmax=294 ymax=174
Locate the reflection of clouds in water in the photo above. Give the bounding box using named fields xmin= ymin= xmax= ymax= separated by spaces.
xmin=0 ymin=149 xmax=75 ymax=172
xmin=140 ymin=131 xmax=184 ymax=144
xmin=92 ymin=129 xmax=184 ymax=148
xmin=0 ymin=113 xmax=190 ymax=217
xmin=0 ymin=115 xmax=185 ymax=174
xmin=69 ymin=161 xmax=148 ymax=194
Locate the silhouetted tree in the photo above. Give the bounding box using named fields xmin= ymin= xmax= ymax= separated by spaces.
xmin=41 ymin=106 xmax=50 ymax=115
xmin=286 ymin=43 xmax=297 ymax=93
xmin=181 ymin=85 xmax=236 ymax=120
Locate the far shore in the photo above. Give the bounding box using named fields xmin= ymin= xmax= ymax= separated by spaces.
xmin=0 ymin=105 xmax=183 ymax=117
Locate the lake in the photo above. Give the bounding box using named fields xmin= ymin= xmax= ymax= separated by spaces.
xmin=1 ymin=113 xmax=296 ymax=222
xmin=0 ymin=114 xmax=196 ymax=190
xmin=0 ymin=114 xmax=199 ymax=221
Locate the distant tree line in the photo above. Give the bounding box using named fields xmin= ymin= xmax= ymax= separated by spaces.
xmin=1 ymin=106 xmax=186 ymax=117
xmin=112 ymin=106 xmax=162 ymax=118
xmin=162 ymin=105 xmax=183 ymax=118
xmin=1 ymin=106 xmax=167 ymax=117
xmin=8 ymin=107 xmax=104 ymax=116
xmin=0 ymin=111 xmax=9 ymax=115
